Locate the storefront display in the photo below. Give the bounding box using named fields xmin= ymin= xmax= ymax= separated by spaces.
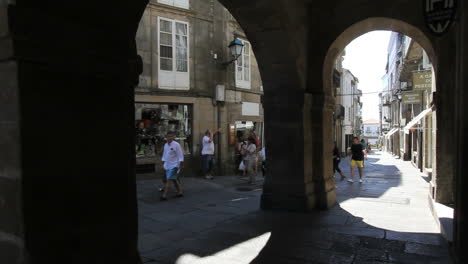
xmin=234 ymin=121 xmax=262 ymax=145
xmin=135 ymin=103 xmax=192 ymax=164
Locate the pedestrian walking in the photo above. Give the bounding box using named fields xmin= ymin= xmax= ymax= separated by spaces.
xmin=251 ymin=132 xmax=260 ymax=175
xmin=237 ymin=135 xmax=248 ymax=176
xmin=242 ymin=136 xmax=258 ymax=184
xmin=333 ymin=142 xmax=346 ymax=180
xmin=160 ymin=131 xmax=184 ymax=200
xmin=201 ymin=129 xmax=221 ymax=180
xmin=348 ymin=137 xmax=367 ymax=183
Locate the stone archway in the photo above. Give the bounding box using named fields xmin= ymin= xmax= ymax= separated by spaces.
xmin=1 ymin=0 xmax=467 ymax=263
xmin=317 ymin=17 xmax=442 ymax=211
xmin=324 ymin=17 xmax=436 ymax=91
xmin=321 ymin=18 xmax=438 ymax=206
xmin=217 ymin=0 xmax=319 ymax=211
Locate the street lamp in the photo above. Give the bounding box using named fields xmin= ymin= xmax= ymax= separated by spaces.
xmin=229 ymin=37 xmax=244 ymax=60
xmin=394 ymin=89 xmax=403 ymax=101
xmin=215 ymin=36 xmax=245 ymax=66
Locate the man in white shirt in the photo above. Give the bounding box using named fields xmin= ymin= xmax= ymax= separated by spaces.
xmin=161 ymin=131 xmax=184 ymax=200
xmin=201 ymin=129 xmax=220 ymax=180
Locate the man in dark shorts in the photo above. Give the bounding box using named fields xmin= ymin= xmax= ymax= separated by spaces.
xmin=348 ymin=137 xmax=367 ymax=183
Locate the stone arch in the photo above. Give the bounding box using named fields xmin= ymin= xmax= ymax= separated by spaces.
xmin=317 ymin=17 xmax=439 ymax=209
xmin=217 ymin=0 xmax=316 ymax=210
xmin=324 ymin=17 xmax=436 ymax=95
xmin=304 ymin=17 xmax=438 ymax=208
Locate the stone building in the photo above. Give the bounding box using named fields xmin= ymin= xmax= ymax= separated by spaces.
xmin=134 ymin=0 xmax=264 ymax=176
xmin=2 ymin=0 xmax=468 ymax=263
xmin=362 ymin=119 xmax=380 ymax=145
xmin=333 ymin=52 xmax=345 ymax=154
xmin=340 ymin=68 xmax=362 ymax=152
xmin=381 ymin=33 xmax=437 ymax=178
xmin=382 ymin=32 xmax=405 ymax=158
xmin=399 ymin=38 xmax=435 ymax=176
xmin=378 ymin=74 xmax=391 ymax=146
xmin=380 ymin=32 xmax=451 ymax=238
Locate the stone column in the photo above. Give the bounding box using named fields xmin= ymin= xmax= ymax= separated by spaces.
xmin=0 ymin=2 xmax=25 ymax=263
xmin=455 ymin=1 xmax=468 ymax=262
xmin=305 ymin=92 xmax=337 ymax=209
xmin=261 ymin=89 xmax=316 ymax=211
xmin=9 ymin=1 xmax=147 ymax=262
xmin=433 ymin=31 xmax=457 ymax=205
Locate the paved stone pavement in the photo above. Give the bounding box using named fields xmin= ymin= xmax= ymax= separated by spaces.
xmin=137 ymin=152 xmax=452 ymax=264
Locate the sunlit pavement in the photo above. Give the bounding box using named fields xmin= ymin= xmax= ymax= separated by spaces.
xmin=137 ymin=152 xmax=451 ymax=264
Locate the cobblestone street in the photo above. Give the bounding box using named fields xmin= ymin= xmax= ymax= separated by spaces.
xmin=137 ymin=151 xmax=451 ymax=264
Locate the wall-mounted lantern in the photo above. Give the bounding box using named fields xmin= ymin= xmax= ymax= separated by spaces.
xmin=394 ymin=89 xmax=403 ymax=101
xmin=228 ymin=37 xmax=244 ymax=60
xmin=214 ymin=36 xmax=244 ymax=67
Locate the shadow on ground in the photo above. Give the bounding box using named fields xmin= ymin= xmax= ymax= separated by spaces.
xmin=137 ymin=152 xmax=452 ymax=264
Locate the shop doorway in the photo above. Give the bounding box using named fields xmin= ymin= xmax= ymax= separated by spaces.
xmin=135 ymin=103 xmax=193 ymax=174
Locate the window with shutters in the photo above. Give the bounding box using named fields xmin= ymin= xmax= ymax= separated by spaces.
xmin=235 ymin=40 xmax=251 ymax=89
xmin=158 ymin=17 xmax=189 ymax=90
xmin=157 ymin=0 xmax=189 ymax=9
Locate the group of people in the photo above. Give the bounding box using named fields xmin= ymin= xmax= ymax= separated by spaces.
xmin=236 ymin=133 xmax=265 ymax=185
xmin=158 ymin=128 xmax=265 ymax=200
xmin=333 ymin=137 xmax=370 ymax=183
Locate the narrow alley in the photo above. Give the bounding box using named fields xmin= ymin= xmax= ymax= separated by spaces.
xmin=137 ymin=151 xmax=450 ymax=264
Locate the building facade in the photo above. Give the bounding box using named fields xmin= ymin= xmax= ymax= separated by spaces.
xmin=134 ymin=0 xmax=264 ymax=176
xmin=339 ymin=68 xmax=362 ymax=153
xmin=380 ymin=32 xmax=444 ymax=211
xmin=362 ymin=120 xmax=380 ymax=145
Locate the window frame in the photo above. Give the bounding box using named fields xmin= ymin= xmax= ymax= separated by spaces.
xmin=235 ymin=39 xmax=252 ymax=89
xmin=157 ymin=17 xmax=190 ymax=90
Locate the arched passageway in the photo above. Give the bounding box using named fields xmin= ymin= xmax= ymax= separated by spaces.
xmin=1 ymin=0 xmax=467 ymax=263
xmin=322 ymin=18 xmax=440 ymax=202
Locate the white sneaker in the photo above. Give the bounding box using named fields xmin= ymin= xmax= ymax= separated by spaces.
xmin=347 ymin=179 xmax=354 ymax=183
xmin=359 ymin=179 xmax=363 ymax=183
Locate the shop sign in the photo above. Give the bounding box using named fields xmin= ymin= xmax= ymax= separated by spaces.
xmin=402 ymin=91 xmax=423 ymax=104
xmin=424 ymin=0 xmax=457 ymax=36
xmin=413 ymin=71 xmax=432 ymax=91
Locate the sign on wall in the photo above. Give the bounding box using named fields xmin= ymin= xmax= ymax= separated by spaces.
xmin=413 ymin=71 xmax=432 ymax=90
xmin=402 ymin=91 xmax=423 ymax=104
xmin=242 ymin=102 xmax=260 ymax=116
xmin=424 ymin=0 xmax=457 ymax=35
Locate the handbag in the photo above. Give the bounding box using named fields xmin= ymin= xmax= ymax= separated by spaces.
xmin=238 ymin=161 xmax=246 ymax=171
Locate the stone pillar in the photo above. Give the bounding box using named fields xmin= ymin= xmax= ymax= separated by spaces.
xmin=305 ymin=92 xmax=336 ymax=209
xmin=0 ymin=2 xmax=25 ymax=263
xmin=9 ymin=1 xmax=147 ymax=263
xmin=261 ymin=90 xmax=315 ymax=211
xmin=433 ymin=32 xmax=457 ymax=205
xmin=455 ymin=1 xmax=468 ymax=262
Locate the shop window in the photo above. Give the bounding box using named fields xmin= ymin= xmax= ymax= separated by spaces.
xmin=158 ymin=0 xmax=189 ymax=9
xmin=158 ymin=17 xmax=190 ymax=90
xmin=234 ymin=121 xmax=263 ymax=144
xmin=235 ymin=40 xmax=251 ymax=89
xmin=135 ymin=103 xmax=192 ymax=162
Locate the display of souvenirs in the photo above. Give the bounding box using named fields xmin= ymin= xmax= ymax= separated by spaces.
xmin=135 ymin=103 xmax=192 ymax=160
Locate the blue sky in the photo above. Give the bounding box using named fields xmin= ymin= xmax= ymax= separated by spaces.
xmin=342 ymin=31 xmax=392 ymax=121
